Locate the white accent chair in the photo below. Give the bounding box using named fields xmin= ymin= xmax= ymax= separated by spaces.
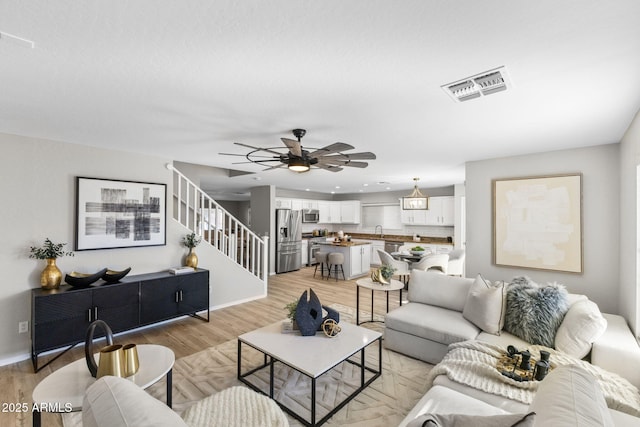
xmin=447 ymin=249 xmax=465 ymax=276
xmin=378 ymin=249 xmax=411 ymax=283
xmin=412 ymin=254 xmax=449 ymax=274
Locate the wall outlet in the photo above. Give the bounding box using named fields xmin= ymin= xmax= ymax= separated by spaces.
xmin=18 ymin=321 xmax=28 ymax=334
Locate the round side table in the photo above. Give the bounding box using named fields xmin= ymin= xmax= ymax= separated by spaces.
xmin=32 ymin=344 xmax=174 ymax=427
xmin=355 ymin=278 xmax=404 ymax=325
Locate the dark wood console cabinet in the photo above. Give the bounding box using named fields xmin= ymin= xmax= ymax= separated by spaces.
xmin=31 ymin=269 xmax=209 ymax=372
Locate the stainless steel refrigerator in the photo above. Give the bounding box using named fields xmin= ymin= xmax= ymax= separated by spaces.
xmin=275 ymin=209 xmax=302 ymax=273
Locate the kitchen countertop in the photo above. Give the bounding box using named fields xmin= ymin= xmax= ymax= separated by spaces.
xmin=347 ymin=233 xmax=453 ymax=245
xmin=317 ymin=241 xmax=370 ymax=247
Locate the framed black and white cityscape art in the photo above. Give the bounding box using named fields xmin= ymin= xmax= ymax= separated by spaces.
xmin=492 ymin=173 xmax=583 ymax=273
xmin=75 ymin=177 xmax=166 ymax=250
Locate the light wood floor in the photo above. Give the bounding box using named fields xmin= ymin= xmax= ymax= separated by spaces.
xmin=0 ymin=266 xmax=403 ymax=427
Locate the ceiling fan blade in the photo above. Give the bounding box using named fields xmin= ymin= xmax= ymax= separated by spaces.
xmin=320 ymin=160 xmax=369 ymax=168
xmin=281 ymin=138 xmax=302 ymax=157
xmin=262 ymin=163 xmax=287 ymax=171
xmin=323 ymin=152 xmax=377 ymax=161
xmin=314 ymin=163 xmax=343 ymax=172
xmin=234 ymin=142 xmax=283 ymax=156
xmin=220 ymin=152 xmax=276 ymax=159
xmin=308 ymin=142 xmax=354 ymax=157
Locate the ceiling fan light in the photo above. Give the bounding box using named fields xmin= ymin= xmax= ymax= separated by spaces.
xmin=288 ymin=157 xmax=310 ymax=172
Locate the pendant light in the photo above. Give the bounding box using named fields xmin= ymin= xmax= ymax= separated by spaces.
xmin=403 ymin=177 xmax=428 ymax=210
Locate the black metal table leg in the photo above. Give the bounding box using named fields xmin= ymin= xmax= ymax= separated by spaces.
xmin=356 ymin=286 xmax=360 ymax=325
xmin=166 ymin=369 xmax=173 ymax=407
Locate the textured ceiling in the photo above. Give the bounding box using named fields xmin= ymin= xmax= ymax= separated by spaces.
xmin=1 ymin=1 xmax=639 ymax=199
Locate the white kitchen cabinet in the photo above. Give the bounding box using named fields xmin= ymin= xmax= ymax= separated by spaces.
xmin=425 ymin=196 xmax=455 ymax=226
xmin=275 ymin=198 xmax=292 ymax=209
xmin=350 ymin=245 xmax=372 ymax=277
xmin=301 ymin=199 xmax=319 ymax=210
xmin=401 ymin=208 xmax=427 ymax=225
xmin=340 ymin=201 xmax=361 ymax=224
xmin=422 ymin=243 xmax=453 ymax=255
xmin=290 ymin=199 xmax=303 ymax=211
xmin=401 ymin=196 xmax=454 ymax=226
xmin=370 ymin=240 xmax=385 ymax=265
xmin=318 ymin=201 xmax=339 ymax=223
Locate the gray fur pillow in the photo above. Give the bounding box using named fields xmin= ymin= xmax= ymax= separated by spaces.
xmin=504 ymin=277 xmax=569 ymax=348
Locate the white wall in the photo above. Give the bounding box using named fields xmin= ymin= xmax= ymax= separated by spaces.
xmin=465 ymin=144 xmax=620 ymax=314
xmin=0 ymin=133 xmax=265 ymax=364
xmin=619 ymin=109 xmax=640 ymax=334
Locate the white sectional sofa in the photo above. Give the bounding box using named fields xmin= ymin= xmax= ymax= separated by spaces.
xmin=385 ymin=270 xmax=640 ymax=426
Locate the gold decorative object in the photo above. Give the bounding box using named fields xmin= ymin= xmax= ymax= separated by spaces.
xmin=185 ymin=249 xmax=198 ymax=268
xmin=41 ymin=258 xmax=63 ymax=290
xmin=97 ymin=344 xmax=125 ymax=379
xmin=123 ymin=343 xmax=140 ymax=377
xmin=322 ymin=319 xmax=342 ymax=337
xmin=370 ymin=268 xmax=389 ymax=284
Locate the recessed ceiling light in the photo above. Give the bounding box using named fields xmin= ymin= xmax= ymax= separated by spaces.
xmin=386 ymin=187 xmax=391 ymax=190
xmin=363 ymin=183 xmax=369 ymax=187
xmin=377 ymin=181 xmax=390 ymax=185
xmin=335 ymin=186 xmax=341 ymax=189
xmin=305 ymin=188 xmax=310 ymax=191
xmin=331 ymin=191 xmax=335 ymax=194
xmin=359 ymin=189 xmax=363 ymax=192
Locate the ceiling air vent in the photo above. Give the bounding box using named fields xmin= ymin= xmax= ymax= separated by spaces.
xmin=442 ymin=66 xmax=512 ymax=103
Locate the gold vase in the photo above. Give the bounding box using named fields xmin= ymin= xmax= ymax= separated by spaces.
xmin=122 ymin=343 xmax=140 ymax=377
xmin=41 ymin=258 xmax=62 ymax=290
xmin=96 ymin=344 xmax=125 ymax=379
xmin=371 ymin=268 xmax=389 ymax=284
xmin=185 ymin=248 xmax=198 ymax=268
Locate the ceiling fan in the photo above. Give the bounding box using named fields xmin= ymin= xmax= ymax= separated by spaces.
xmin=219 ymin=129 xmax=376 ymax=173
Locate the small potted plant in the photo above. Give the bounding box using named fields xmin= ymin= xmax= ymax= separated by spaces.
xmin=284 ymin=300 xmax=299 ymax=330
xmin=182 ymin=232 xmax=202 ymax=268
xmin=29 ymin=238 xmax=74 ymax=289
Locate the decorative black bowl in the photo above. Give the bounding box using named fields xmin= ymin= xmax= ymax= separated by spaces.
xmin=65 ymin=268 xmax=108 ymax=288
xmin=102 ymin=267 xmax=132 ymax=283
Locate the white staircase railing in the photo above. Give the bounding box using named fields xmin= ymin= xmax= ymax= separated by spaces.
xmin=169 ymin=165 xmax=268 ymax=284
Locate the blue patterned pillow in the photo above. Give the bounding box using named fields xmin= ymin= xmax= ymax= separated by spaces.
xmin=504 ymin=277 xmax=569 ymax=348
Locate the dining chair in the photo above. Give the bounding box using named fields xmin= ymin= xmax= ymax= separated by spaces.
xmin=446 ymin=249 xmax=465 ymax=276
xmin=377 ymin=250 xmax=410 ymax=284
xmin=411 ymin=253 xmax=449 ymax=274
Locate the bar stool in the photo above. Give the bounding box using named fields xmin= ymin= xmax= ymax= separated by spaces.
xmin=326 ymin=252 xmax=345 ymax=281
xmin=313 ymin=252 xmax=329 ymax=278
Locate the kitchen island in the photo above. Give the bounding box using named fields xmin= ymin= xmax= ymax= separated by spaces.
xmin=317 ymin=241 xmax=371 ymax=279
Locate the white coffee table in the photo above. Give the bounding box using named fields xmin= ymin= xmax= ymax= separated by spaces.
xmin=32 ymin=344 xmax=174 ymax=427
xmin=355 ymin=277 xmax=404 ymax=325
xmin=238 ymin=321 xmax=382 ymax=427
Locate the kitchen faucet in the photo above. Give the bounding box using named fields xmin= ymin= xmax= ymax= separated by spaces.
xmin=374 ymin=225 xmax=383 ymax=238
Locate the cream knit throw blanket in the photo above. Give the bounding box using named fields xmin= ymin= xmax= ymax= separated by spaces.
xmin=425 ymin=340 xmax=640 ymax=417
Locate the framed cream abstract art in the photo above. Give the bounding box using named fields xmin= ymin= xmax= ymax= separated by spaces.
xmin=493 ymin=174 xmax=583 ymax=273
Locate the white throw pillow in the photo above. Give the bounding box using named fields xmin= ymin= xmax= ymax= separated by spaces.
xmin=554 ymin=299 xmax=607 ymax=359
xmin=462 ymin=274 xmax=506 ymax=335
xmin=407 ymin=270 xmax=474 ymax=311
xmin=529 ymin=364 xmax=614 ymax=427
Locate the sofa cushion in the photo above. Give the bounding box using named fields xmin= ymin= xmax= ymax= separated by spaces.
xmin=504 ymin=277 xmax=569 ymax=347
xmin=554 ymin=299 xmax=607 ymax=359
xmin=82 ymin=376 xmax=188 ymax=427
xmin=529 ymin=364 xmax=614 ymax=427
xmin=385 ymin=303 xmax=480 ymax=345
xmin=408 ymin=270 xmax=474 ymax=311
xmin=462 ymin=275 xmax=506 ymax=335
